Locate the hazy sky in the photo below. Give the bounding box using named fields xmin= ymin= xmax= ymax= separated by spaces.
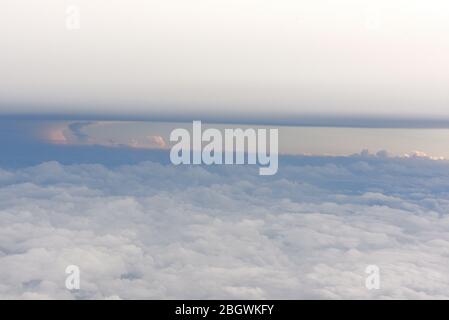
xmin=1 ymin=0 xmax=449 ymax=121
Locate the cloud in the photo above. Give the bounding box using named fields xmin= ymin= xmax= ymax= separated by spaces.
xmin=1 ymin=156 xmax=449 ymax=299
xmin=45 ymin=129 xmax=68 ymax=145
xmin=147 ymin=135 xmax=167 ymax=149
xmin=67 ymin=122 xmax=95 ymax=143
xmin=46 ymin=121 xmax=169 ymax=150
xmin=128 ymin=136 xmax=168 ymax=149
xmin=404 ymin=150 xmax=446 ymax=161
xmin=2 ymin=1 xmax=449 ymax=120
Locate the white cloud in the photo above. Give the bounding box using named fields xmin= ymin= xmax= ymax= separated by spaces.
xmin=1 ymin=157 xmax=449 ymax=299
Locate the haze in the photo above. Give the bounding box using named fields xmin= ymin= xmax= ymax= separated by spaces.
xmin=1 ymin=0 xmax=449 ymax=121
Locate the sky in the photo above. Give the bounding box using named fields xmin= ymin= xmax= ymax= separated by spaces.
xmin=1 ymin=0 xmax=449 ymax=122
xmin=3 ymin=120 xmax=449 ymax=165
xmin=2 ymin=1 xmax=449 ymax=300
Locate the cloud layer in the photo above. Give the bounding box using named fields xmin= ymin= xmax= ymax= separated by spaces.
xmin=2 ymin=1 xmax=449 ymax=118
xmin=1 ymin=155 xmax=449 ymax=299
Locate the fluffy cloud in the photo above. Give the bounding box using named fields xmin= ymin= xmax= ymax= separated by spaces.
xmin=1 ymin=155 xmax=449 ymax=299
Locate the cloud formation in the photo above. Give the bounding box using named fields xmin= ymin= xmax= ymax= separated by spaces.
xmin=1 ymin=155 xmax=449 ymax=299
xmin=43 ymin=121 xmax=169 ymax=150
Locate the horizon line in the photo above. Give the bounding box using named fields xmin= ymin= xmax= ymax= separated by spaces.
xmin=2 ymin=112 xmax=449 ymax=129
